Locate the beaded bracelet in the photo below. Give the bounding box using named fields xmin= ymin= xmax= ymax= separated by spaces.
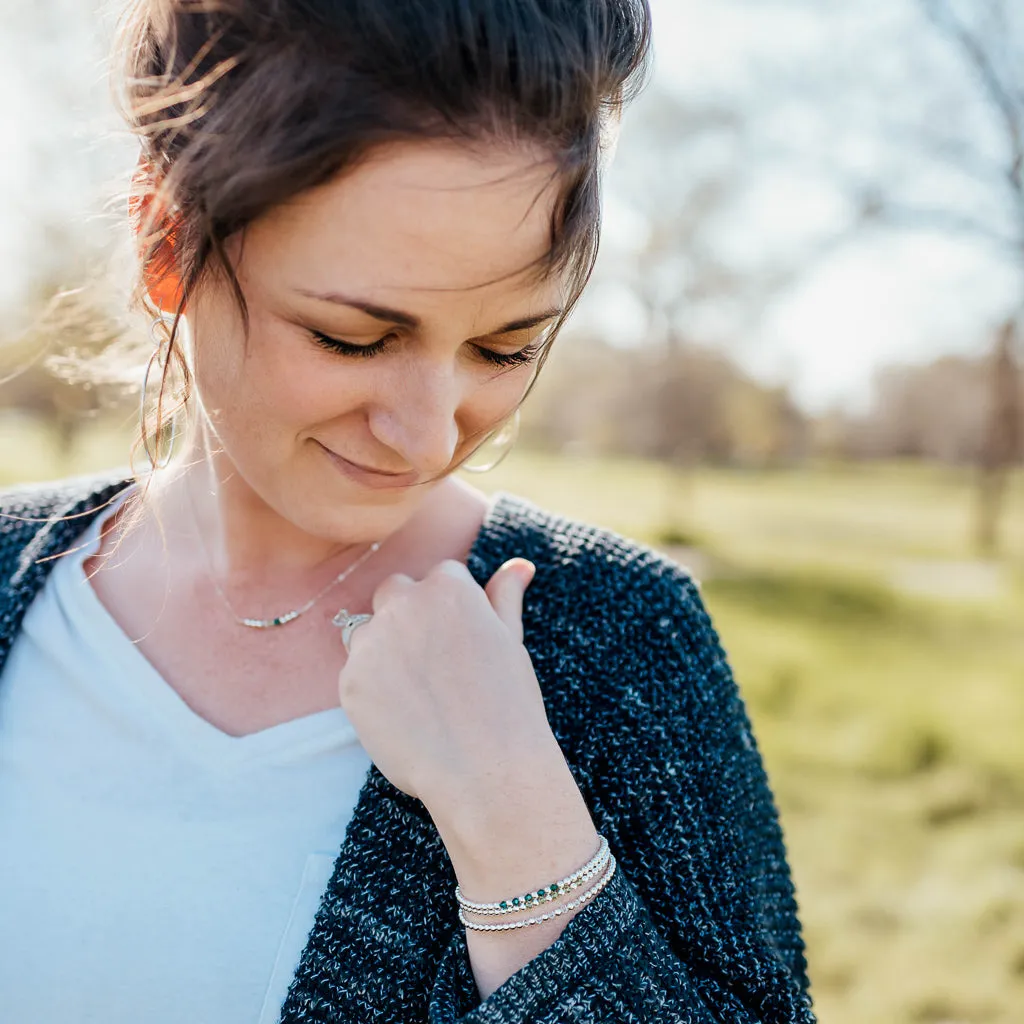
xmin=455 ymin=835 xmax=610 ymax=916
xmin=462 ymin=856 xmax=606 ymax=921
xmin=459 ymin=854 xmax=617 ymax=932
xmin=458 ymin=848 xmax=611 ymax=917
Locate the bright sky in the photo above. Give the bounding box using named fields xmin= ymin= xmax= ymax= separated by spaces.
xmin=0 ymin=0 xmax=1018 ymax=412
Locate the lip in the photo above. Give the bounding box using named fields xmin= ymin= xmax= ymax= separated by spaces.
xmin=318 ymin=442 xmax=422 ymax=489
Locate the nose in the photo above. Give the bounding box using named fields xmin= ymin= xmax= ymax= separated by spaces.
xmin=366 ymin=357 xmax=462 ymax=477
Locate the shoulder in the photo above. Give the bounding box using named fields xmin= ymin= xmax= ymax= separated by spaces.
xmin=483 ymin=491 xmax=758 ymax=770
xmin=476 ymin=490 xmax=719 ymax=653
xmin=485 ymin=492 xmax=754 ymax=781
xmin=0 ymin=470 xmax=133 ymax=587
xmin=476 ymin=492 xmax=746 ymax=754
xmin=479 ymin=490 xmax=688 ymax=576
xmin=0 ymin=469 xmax=132 ymax=521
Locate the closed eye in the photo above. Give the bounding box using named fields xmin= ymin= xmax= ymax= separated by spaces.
xmin=309 ymin=330 xmax=395 ymax=359
xmin=308 ymin=330 xmax=546 ymax=367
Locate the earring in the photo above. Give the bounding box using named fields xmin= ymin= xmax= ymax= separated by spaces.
xmin=140 ymin=311 xmax=180 ymax=469
xmin=462 ymin=408 xmax=520 ymax=474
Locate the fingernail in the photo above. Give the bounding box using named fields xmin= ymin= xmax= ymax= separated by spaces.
xmin=500 ymin=557 xmax=535 ymax=582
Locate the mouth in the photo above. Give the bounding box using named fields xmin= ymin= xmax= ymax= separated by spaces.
xmin=316 ymin=441 xmax=422 ymax=489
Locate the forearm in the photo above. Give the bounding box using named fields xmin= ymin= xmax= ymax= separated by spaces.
xmin=428 ymin=746 xmax=600 ymax=1000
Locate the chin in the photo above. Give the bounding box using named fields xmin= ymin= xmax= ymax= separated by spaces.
xmin=297 ymin=472 xmax=427 ymax=539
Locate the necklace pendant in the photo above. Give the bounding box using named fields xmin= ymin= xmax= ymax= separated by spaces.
xmin=240 ymin=608 xmax=303 ymax=629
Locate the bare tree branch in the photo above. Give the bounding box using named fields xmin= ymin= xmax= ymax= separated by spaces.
xmin=859 ymin=194 xmax=1021 ymax=254
xmin=919 ymin=0 xmax=1024 ymax=196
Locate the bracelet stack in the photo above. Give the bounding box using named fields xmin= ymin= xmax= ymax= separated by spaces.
xmin=455 ymin=834 xmax=617 ymax=932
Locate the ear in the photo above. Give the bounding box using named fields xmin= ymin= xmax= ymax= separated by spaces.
xmin=129 ymin=152 xmax=186 ymax=314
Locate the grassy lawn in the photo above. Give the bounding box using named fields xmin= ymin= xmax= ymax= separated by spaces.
xmin=3 ymin=418 xmax=1023 ymax=1023
xmin=483 ymin=451 xmax=1024 ymax=1024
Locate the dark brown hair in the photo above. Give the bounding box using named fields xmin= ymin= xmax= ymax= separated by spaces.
xmin=116 ymin=0 xmax=652 ymax=466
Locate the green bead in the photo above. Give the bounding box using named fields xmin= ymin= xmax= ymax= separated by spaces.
xmin=525 ymin=893 xmax=533 ymax=902
xmin=273 ymin=617 xmax=282 ymax=626
xmin=499 ymin=901 xmax=508 ymax=910
xmin=550 ymin=882 xmax=560 ymax=892
xmin=512 ymin=898 xmax=520 ymax=907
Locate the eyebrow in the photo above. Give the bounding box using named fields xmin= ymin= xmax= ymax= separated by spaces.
xmin=295 ymin=288 xmax=563 ymax=336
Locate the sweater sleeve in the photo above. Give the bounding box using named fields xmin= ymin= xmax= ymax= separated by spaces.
xmin=427 ymin=566 xmax=816 ymax=1024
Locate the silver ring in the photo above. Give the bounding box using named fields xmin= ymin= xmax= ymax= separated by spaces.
xmin=332 ymin=609 xmax=373 ymax=651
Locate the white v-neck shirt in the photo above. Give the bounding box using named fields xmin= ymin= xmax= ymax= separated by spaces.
xmin=0 ymin=489 xmax=372 ymax=1023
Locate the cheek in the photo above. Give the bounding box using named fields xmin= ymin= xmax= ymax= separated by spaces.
xmin=457 ymin=366 xmax=533 ymax=435
xmin=195 ymin=317 xmax=355 ymax=440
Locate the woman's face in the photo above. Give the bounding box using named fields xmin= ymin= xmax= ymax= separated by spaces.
xmin=185 ymin=139 xmax=567 ymax=542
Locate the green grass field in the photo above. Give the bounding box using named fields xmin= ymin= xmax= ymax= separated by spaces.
xmin=3 ymin=417 xmax=1023 ymax=1023
xmin=485 ymin=452 xmax=1024 ymax=1024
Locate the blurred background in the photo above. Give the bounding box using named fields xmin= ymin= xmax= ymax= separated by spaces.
xmin=2 ymin=1 xmax=1022 ymax=1020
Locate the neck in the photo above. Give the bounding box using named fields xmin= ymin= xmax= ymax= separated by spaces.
xmin=150 ymin=455 xmax=379 ymax=592
xmin=136 ymin=428 xmax=487 ymax=604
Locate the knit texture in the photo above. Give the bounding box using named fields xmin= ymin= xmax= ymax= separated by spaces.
xmin=0 ymin=472 xmax=816 ymax=1024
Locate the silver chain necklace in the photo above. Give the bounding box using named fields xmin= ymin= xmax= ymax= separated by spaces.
xmin=187 ymin=487 xmax=381 ymax=629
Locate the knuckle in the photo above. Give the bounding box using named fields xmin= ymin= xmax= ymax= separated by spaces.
xmin=374 ymin=572 xmax=411 ymax=602
xmin=417 ymin=565 xmax=469 ymax=612
xmin=431 ymin=559 xmax=472 ymax=583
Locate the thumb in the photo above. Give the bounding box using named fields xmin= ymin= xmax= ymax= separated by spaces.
xmin=485 ymin=557 xmax=536 ymax=643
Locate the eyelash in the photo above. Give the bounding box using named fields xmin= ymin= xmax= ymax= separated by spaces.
xmin=309 ymin=330 xmax=545 ymax=368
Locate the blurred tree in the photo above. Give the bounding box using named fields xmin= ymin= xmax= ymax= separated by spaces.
xmin=0 ymin=217 xmax=131 ymax=460
xmin=976 ymin=318 xmax=1024 ymax=553
xmin=853 ymin=357 xmax=988 ymax=461
xmin=592 ymin=86 xmax=839 ymax=536
xmin=0 ymin=273 xmax=126 ymax=459
xmin=913 ymin=1 xmax=1024 ymax=552
xmin=820 ymin=0 xmax=1024 ymax=549
xmin=0 ymin=0 xmax=132 ymax=455
xmin=521 ymin=333 xmax=809 ymax=471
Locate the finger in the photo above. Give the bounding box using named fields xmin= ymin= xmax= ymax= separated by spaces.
xmin=432 ymin=559 xmax=475 ymax=584
xmin=485 ymin=558 xmax=535 ymax=642
xmin=371 ymin=571 xmax=415 ymax=613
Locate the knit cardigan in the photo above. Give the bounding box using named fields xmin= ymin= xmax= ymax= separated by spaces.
xmin=0 ymin=472 xmax=816 ymax=1024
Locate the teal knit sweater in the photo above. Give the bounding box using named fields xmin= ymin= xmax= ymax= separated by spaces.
xmin=0 ymin=473 xmax=815 ymax=1023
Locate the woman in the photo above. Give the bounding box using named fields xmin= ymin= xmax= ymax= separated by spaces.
xmin=0 ymin=1 xmax=815 ymax=1022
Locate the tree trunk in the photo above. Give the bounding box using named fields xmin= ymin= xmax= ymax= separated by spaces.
xmin=974 ymin=319 xmax=1023 ymax=555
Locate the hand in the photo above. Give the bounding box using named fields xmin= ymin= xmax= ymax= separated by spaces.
xmin=339 ymin=556 xmax=601 ymax=998
xmin=338 ymin=556 xmax=559 ymax=823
